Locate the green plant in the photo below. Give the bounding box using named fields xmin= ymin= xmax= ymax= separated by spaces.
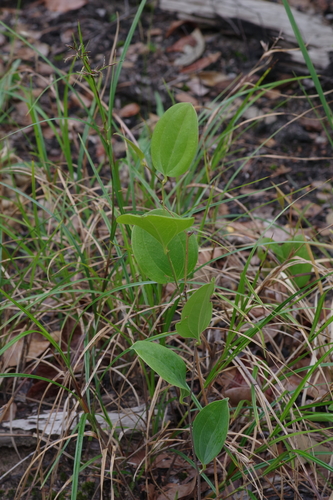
xmin=258 ymin=234 xmax=313 ymax=289
xmin=117 ymin=103 xmax=230 ymax=470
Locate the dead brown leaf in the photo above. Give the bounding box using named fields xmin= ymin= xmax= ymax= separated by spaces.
xmin=118 ymin=103 xmax=140 ymax=118
xmin=265 ymin=138 xmax=277 ymax=148
xmin=292 ymin=432 xmax=333 ymax=478
xmin=43 ymin=0 xmax=87 ymax=13
xmin=186 ymin=77 xmax=209 ymax=96
xmin=270 ymin=165 xmax=291 ymax=178
xmin=224 ymin=386 xmax=253 ymax=405
xmin=217 ymin=366 xmax=253 ymax=405
xmin=26 ymin=364 xmax=61 ymax=399
xmin=326 ymin=210 xmax=333 ymax=226
xmin=214 ymin=202 xmax=229 ymax=217
xmin=69 ymin=91 xmax=93 ymax=109
xmin=299 ymin=116 xmax=323 ymax=132
xmin=9 ymin=39 xmax=48 ymax=60
xmin=218 ymin=356 xmax=276 ymax=405
xmin=197 ymin=70 xmax=231 ymax=87
xmin=15 ymin=24 xmax=42 ymax=40
xmin=316 ymin=191 xmax=332 ymax=202
xmin=180 ymin=52 xmax=221 ymax=74
xmin=148 ymin=28 xmax=163 ymax=37
xmin=146 ymin=113 xmax=160 ymax=130
xmin=196 ymin=247 xmax=224 ymax=282
xmin=312 ymin=180 xmax=332 ymax=191
xmin=223 ymin=220 xmax=313 ymax=244
xmin=264 ymin=89 xmax=282 ymax=100
xmin=0 ymin=402 xmax=17 ymax=423
xmin=145 ymin=483 xmax=157 ymax=499
xmin=2 ymin=330 xmax=61 ymax=370
xmin=250 ymin=306 xmax=267 ymax=319
xmin=125 ymin=42 xmax=150 ymax=63
xmin=11 ymin=101 xmax=33 ymax=127
xmin=32 ymin=41 xmax=50 ymax=57
xmin=156 ymin=477 xmax=196 ymax=500
xmin=292 ymin=200 xmax=323 ymax=218
xmin=165 ymin=19 xmax=192 ymax=38
xmin=127 ymin=449 xmax=147 ymax=466
xmin=41 ymin=125 xmax=56 ymax=139
xmin=284 ymin=358 xmax=331 ymax=400
xmin=175 ymin=92 xmax=199 ymax=106
xmin=153 ymin=452 xmax=188 ymax=470
xmin=60 ymin=28 xmax=76 ymax=44
xmin=174 ymin=29 xmax=205 ymax=67
xmin=167 ymin=34 xmax=197 ymax=53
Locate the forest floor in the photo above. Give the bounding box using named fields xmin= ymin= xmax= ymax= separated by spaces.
xmin=1 ymin=0 xmax=333 ymax=499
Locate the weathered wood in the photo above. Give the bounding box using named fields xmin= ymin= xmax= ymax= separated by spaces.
xmin=0 ymin=405 xmax=148 ymax=446
xmin=160 ymin=0 xmax=333 ymax=69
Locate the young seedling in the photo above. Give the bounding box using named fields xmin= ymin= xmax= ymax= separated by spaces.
xmin=117 ymin=102 xmax=230 ymax=471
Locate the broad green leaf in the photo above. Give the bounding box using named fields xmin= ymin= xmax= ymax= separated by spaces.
xmin=279 ymin=235 xmax=312 ymax=289
xmin=132 ymin=228 xmax=197 ymax=284
xmin=151 ymin=102 xmax=198 ymax=177
xmin=260 ymin=235 xmax=312 ymax=289
xmin=176 ymin=281 xmax=215 ymax=341
xmin=117 ymin=212 xmax=194 ymax=251
xmin=131 ymin=211 xmax=198 ymax=284
xmin=193 ymin=400 xmax=229 ymax=465
xmin=131 ymin=341 xmax=189 ymax=398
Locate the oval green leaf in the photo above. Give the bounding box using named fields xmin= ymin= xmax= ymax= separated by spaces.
xmin=193 ymin=399 xmax=230 ymax=465
xmin=132 ymin=341 xmax=189 ymax=396
xmin=279 ymin=235 xmax=312 ymax=289
xmin=132 ymin=227 xmax=197 ymax=284
xmin=117 ymin=212 xmax=194 ymax=251
xmin=176 ymin=281 xmax=214 ymax=341
xmin=262 ymin=235 xmax=312 ymax=289
xmin=151 ymin=102 xmax=198 ymax=177
xmin=129 ymin=209 xmax=197 ymax=284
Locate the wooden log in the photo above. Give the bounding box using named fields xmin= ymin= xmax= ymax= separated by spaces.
xmin=0 ymin=404 xmax=149 ymax=446
xmin=159 ymin=0 xmax=333 ymax=70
